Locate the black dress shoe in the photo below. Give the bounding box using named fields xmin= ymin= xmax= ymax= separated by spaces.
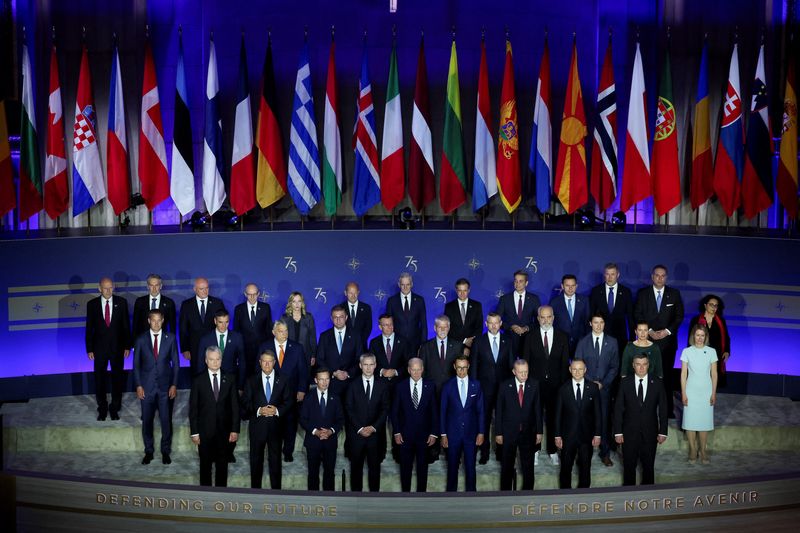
xmin=162 ymin=454 xmax=172 ymax=465
xmin=227 ymin=454 xmax=236 ymax=463
xmin=97 ymin=413 xmax=107 ymax=421
xmin=601 ymin=456 xmax=614 ymax=467
xmin=479 ymin=456 xmax=489 ymax=465
xmin=284 ymin=454 xmax=294 ymax=463
xmin=110 ymin=412 xmax=120 ymax=421
xmin=142 ymin=453 xmax=154 ymax=465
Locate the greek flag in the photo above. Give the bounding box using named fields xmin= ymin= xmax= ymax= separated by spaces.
xmin=288 ymin=44 xmax=321 ymax=214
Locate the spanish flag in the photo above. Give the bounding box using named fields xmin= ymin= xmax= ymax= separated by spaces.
xmin=777 ymin=43 xmax=798 ymax=219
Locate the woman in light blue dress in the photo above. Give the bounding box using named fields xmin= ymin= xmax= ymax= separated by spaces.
xmin=680 ymin=324 xmax=718 ymax=465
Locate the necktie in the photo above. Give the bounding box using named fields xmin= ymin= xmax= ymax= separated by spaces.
xmin=351 ymin=304 xmax=356 ymax=320
xmin=440 ymin=340 xmax=445 ymax=362
xmin=265 ymin=375 xmax=272 ymax=403
xmin=595 ymin=336 xmax=600 ymax=357
xmin=219 ymin=333 xmax=225 ymax=352
xmin=608 ymin=287 xmax=615 ymax=313
xmin=320 ymin=392 xmax=326 ymax=415
xmin=151 ymin=297 xmax=157 ymax=310
xmin=576 ymin=382 xmax=581 ymax=403
xmin=459 ymin=379 xmax=466 ymax=407
xmin=365 ymin=379 xmax=371 ymax=401
xmin=200 ymin=299 xmax=206 ymax=323
xmin=518 ymin=383 xmax=524 ymax=407
xmin=543 ymin=331 xmax=549 ymax=356
xmin=460 ymin=302 xmax=467 ymax=323
xmin=212 ymin=373 xmax=219 ymax=400
xmin=638 ymin=378 xmax=644 ymax=403
xmin=517 ymin=295 xmax=523 ymax=319
xmin=250 ymin=306 xmax=256 ymax=324
xmin=337 ymin=330 xmax=343 ymax=353
xmin=656 ymin=290 xmax=662 ymax=312
xmin=492 ymin=336 xmax=499 ymax=362
xmin=412 ymin=381 xmax=419 ymax=409
xmin=279 ymin=344 xmax=285 ymax=367
xmin=153 ymin=333 xmax=159 ymax=361
xmin=386 ymin=338 xmax=392 ymax=362
xmin=567 ymin=298 xmax=574 ymax=321
xmin=104 ymin=300 xmax=111 ymax=327
xmin=403 ymin=296 xmax=409 ymax=313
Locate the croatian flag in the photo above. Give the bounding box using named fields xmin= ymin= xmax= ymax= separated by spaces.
xmin=72 ymin=45 xmax=106 ymax=217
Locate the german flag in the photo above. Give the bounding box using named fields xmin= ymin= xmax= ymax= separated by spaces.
xmin=255 ymin=38 xmax=287 ymax=208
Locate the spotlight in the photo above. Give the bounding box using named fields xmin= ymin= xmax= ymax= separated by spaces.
xmin=129 ymin=193 xmax=146 ymax=208
xmin=399 ymin=207 xmax=415 ymax=230
xmin=611 ymin=210 xmax=627 ymax=231
xmin=118 ymin=214 xmax=131 ymax=228
xmin=577 ymin=208 xmax=596 ymax=230
xmin=189 ymin=211 xmax=209 ymax=231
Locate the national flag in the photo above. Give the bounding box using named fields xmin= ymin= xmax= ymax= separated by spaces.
xmin=530 ymin=37 xmax=552 ymax=214
xmin=408 ymin=37 xmax=434 ymax=212
xmin=288 ymin=43 xmax=321 ymax=215
xmin=138 ymin=41 xmax=170 ymax=211
xmin=255 ymin=38 xmax=287 ymax=209
xmin=72 ymin=44 xmax=106 ymax=217
xmin=106 ymin=43 xmax=130 ymax=215
xmin=202 ymin=39 xmax=226 ymax=215
xmin=170 ymin=31 xmax=195 ymax=216
xmin=589 ymin=37 xmax=617 ymax=212
xmin=0 ymin=99 xmax=14 ymax=217
xmin=230 ymin=37 xmax=255 ymax=215
xmin=322 ymin=38 xmax=342 ymax=216
xmin=44 ymin=43 xmax=68 ymax=219
xmin=554 ymin=40 xmax=588 ymax=214
xmin=473 ymin=38 xmax=496 ymax=212
xmin=651 ymin=42 xmax=681 ymax=215
xmin=440 ymin=40 xmax=467 ymax=214
xmin=19 ymin=41 xmax=43 ymax=220
xmin=742 ymin=43 xmax=773 ymax=219
xmin=353 ymin=43 xmax=381 ymax=216
xmin=713 ymin=43 xmax=744 ymax=217
xmin=691 ymin=42 xmax=714 ymax=209
xmin=496 ymin=39 xmax=521 ymax=213
xmin=619 ymin=42 xmax=651 ymax=212
xmin=777 ymin=43 xmax=799 ymax=219
xmin=381 ymin=43 xmax=404 ymax=212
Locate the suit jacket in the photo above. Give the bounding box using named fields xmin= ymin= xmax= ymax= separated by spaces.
xmin=522 ymin=326 xmax=570 ymax=387
xmin=132 ymin=330 xmax=179 ymax=394
xmin=283 ymin=312 xmax=318 ymax=364
xmin=179 ymin=295 xmax=225 ymax=358
xmin=444 ymin=298 xmax=484 ymax=344
xmin=550 ymin=294 xmax=590 ymax=350
xmin=495 ymin=377 xmax=543 ymax=442
xmin=197 ymin=329 xmax=247 ymax=386
xmin=418 ymin=337 xmax=465 ymax=393
xmin=469 ymin=333 xmax=514 ymax=393
xmin=496 ymin=291 xmax=541 ymax=331
xmin=132 ymin=294 xmax=176 ymax=340
xmin=85 ymin=295 xmax=131 ymax=355
xmin=391 ymin=378 xmax=439 ymax=442
xmin=589 ymin=283 xmax=635 ymax=346
xmin=345 ymin=377 xmax=390 ymax=437
xmin=300 ymin=390 xmax=345 ymax=448
xmin=574 ymin=334 xmax=619 ymax=389
xmin=554 ymin=379 xmax=602 ymax=445
xmin=385 ymin=292 xmax=428 ymax=351
xmin=242 ymin=371 xmax=294 ymax=435
xmin=233 ymin=301 xmax=273 ymax=359
xmin=343 ymin=300 xmax=373 ymax=352
xmin=633 ymin=285 xmax=685 ymax=350
xmin=369 ymin=333 xmax=412 ymax=380
xmin=189 ymin=371 xmax=241 ymax=443
xmin=440 ymin=377 xmax=485 ymax=440
xmin=613 ymin=375 xmax=668 ymax=438
xmin=259 ymin=339 xmax=308 ymax=394
xmin=317 ymin=327 xmax=362 ymax=378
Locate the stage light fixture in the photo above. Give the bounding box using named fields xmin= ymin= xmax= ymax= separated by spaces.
xmin=577 ymin=208 xmax=596 ymax=230
xmin=399 ymin=207 xmax=415 ymax=230
xmin=189 ymin=211 xmax=209 ymax=231
xmin=129 ymin=193 xmax=145 ymax=208
xmin=611 ymin=210 xmax=627 ymax=231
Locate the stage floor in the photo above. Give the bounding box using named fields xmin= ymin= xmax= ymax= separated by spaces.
xmin=3 ymin=392 xmax=800 ymax=491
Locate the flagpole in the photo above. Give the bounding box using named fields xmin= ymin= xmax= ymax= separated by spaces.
xmin=269 ymin=206 xmax=274 ymax=231
xmin=602 ymin=209 xmax=607 ymax=231
xmin=331 ymin=214 xmax=335 ymax=230
xmin=451 ymin=213 xmax=455 ymax=230
xmin=572 ymin=213 xmax=576 ymax=231
xmin=87 ymin=206 xmax=92 ymax=233
xmin=633 ymin=204 xmax=638 ymax=232
xmin=149 ymin=211 xmax=153 ymax=232
xmin=481 ymin=206 xmax=486 ymax=230
xmin=512 ymin=210 xmax=516 ymax=230
xmin=179 ymin=211 xmax=183 ymax=232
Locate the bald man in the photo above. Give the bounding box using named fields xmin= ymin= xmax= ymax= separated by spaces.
xmin=179 ymin=277 xmax=226 ymax=363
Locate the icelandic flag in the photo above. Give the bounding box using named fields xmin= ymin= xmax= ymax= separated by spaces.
xmin=202 ymin=39 xmax=226 ymax=215
xmin=288 ymin=43 xmax=321 ymax=214
xmin=72 ymin=45 xmax=106 ymax=217
xmin=353 ymin=43 xmax=381 ymax=217
xmin=530 ymin=39 xmax=552 ymax=214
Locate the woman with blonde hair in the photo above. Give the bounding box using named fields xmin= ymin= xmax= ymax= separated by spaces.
xmin=680 ymin=323 xmax=718 ymax=465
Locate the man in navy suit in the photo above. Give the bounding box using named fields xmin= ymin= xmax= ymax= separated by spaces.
xmin=443 ymin=278 xmax=484 ymax=355
xmin=132 ymin=274 xmax=176 ymax=340
xmin=300 ymin=367 xmax=345 ymax=491
xmin=233 ymin=283 xmax=272 ymax=377
xmin=197 ymin=309 xmax=246 ymax=388
xmin=440 ymin=354 xmax=485 ymax=492
xmin=179 ymin=277 xmax=225 ymax=363
xmin=369 ymin=314 xmax=412 ymax=383
xmin=574 ymin=312 xmax=619 ymax=466
xmin=495 ymin=270 xmax=541 ymax=353
xmin=419 ymin=315 xmax=465 ymax=395
xmin=550 ymin=274 xmax=590 ymax=356
xmin=133 ymin=308 xmax=179 ymax=465
xmin=391 ymin=357 xmax=439 ymax=492
xmin=317 ymin=305 xmax=362 ymax=397
xmin=342 ymin=281 xmax=373 ymax=353
xmin=589 ymin=263 xmax=635 ymax=348
xmin=385 ymin=272 xmax=428 ymax=355
xmin=470 ymin=312 xmax=514 ymax=464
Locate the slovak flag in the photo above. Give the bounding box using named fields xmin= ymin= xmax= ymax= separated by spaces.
xmin=713 ymin=43 xmax=744 ymax=217
xmin=72 ymin=45 xmax=106 ymax=217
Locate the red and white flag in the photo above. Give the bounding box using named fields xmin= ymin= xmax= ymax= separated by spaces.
xmin=107 ymin=43 xmax=130 ymax=215
xmin=44 ymin=43 xmax=69 ymax=220
xmin=620 ymin=42 xmax=651 ymax=212
xmin=138 ymin=41 xmax=170 ymax=210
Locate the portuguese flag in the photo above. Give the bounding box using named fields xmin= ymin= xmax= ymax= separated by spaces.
xmin=651 ymin=43 xmax=681 ymax=215
xmin=440 ymin=41 xmax=466 ymax=214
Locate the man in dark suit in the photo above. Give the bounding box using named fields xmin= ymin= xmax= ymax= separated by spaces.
xmin=589 ymin=262 xmax=635 ymax=348
xmin=391 ymin=357 xmax=439 ymax=492
xmin=133 ymin=309 xmax=179 ymax=465
xmin=85 ymin=277 xmax=131 ymax=421
xmin=495 ymin=270 xmax=541 ymax=353
xmin=440 ymin=354 xmax=485 ymax=492
xmin=470 ymin=312 xmax=514 ymax=464
xmin=419 ymin=315 xmax=465 ymax=395
xmin=574 ymin=312 xmax=619 ymax=467
xmin=343 ymin=281 xmax=373 ymax=353
xmin=550 ymin=274 xmax=590 ymax=356
xmin=233 ymin=283 xmax=272 ymax=377
xmin=555 ymin=359 xmax=602 ymax=489
xmin=243 ymin=350 xmax=294 ymax=489
xmin=634 ymin=264 xmax=684 ymax=418
xmin=495 ymin=359 xmax=543 ymax=490
xmin=132 ymin=274 xmax=176 ymax=340
xmin=189 ymin=346 xmax=240 ymax=487
xmin=444 ymin=278 xmax=484 ymax=355
xmin=614 ymin=353 xmax=668 ymax=485
xmin=522 ymin=305 xmax=570 ymax=467
xmin=317 ymin=305 xmax=362 ymax=397
xmin=300 ymin=367 xmax=345 ymax=491
xmin=370 ymin=314 xmax=412 ymax=383
xmin=385 ymin=272 xmax=428 ymax=355
xmin=345 ymin=353 xmax=390 ymax=492
xmin=179 ymin=277 xmax=225 ymax=363
xmin=197 ymin=309 xmax=246 ymax=388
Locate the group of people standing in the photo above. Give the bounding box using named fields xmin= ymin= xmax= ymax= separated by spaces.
xmin=84 ymin=263 xmax=729 ymax=491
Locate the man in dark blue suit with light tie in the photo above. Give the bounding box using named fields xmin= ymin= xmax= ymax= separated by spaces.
xmin=385 ymin=272 xmax=428 ymax=355
xmin=496 ymin=270 xmax=541 ymax=354
xmin=550 ymin=274 xmax=590 ymax=356
xmin=440 ymin=354 xmax=485 ymax=492
xmin=317 ymin=305 xmax=362 ymax=397
xmin=133 ymin=308 xmax=179 ymax=465
xmin=300 ymin=367 xmax=345 ymax=491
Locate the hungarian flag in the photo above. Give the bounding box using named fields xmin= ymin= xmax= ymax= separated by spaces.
xmin=440 ymin=40 xmax=467 ymax=214
xmin=170 ymin=31 xmax=195 ymax=216
xmin=255 ymin=38 xmax=287 ymax=208
xmin=651 ymin=43 xmax=681 ymax=215
xmin=620 ymin=42 xmax=651 ymax=212
xmin=107 ymin=43 xmax=130 ymax=215
xmin=19 ymin=41 xmax=43 ymax=221
xmin=352 ymin=43 xmax=381 ymax=216
xmin=777 ymin=43 xmax=799 ymax=219
xmin=742 ymin=43 xmax=773 ymax=219
xmin=554 ymin=40 xmax=588 ymax=214
xmin=713 ymin=43 xmax=744 ymax=217
xmin=691 ymin=42 xmax=714 ymax=209
xmin=473 ymin=38 xmax=496 ymax=212
xmin=589 ymin=36 xmax=618 ymax=212
xmin=530 ymin=37 xmax=552 ymax=214
xmin=72 ymin=44 xmax=106 ymax=217
xmin=44 ymin=43 xmax=68 ymax=220
xmin=230 ymin=37 xmax=255 ymax=215
xmin=322 ymin=38 xmax=342 ymax=216
xmin=408 ymin=37 xmax=435 ymax=212
xmin=496 ymin=39 xmax=521 ymax=213
xmin=381 ymin=43 xmax=404 ymax=211
xmin=138 ymin=41 xmax=170 ymax=211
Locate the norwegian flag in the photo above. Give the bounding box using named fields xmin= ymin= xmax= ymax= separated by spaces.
xmin=72 ymin=44 xmax=106 ymax=217
xmin=589 ymin=38 xmax=618 ymax=211
xmin=138 ymin=41 xmax=170 ymax=210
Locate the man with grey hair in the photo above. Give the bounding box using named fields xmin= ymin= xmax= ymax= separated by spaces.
xmin=385 ymin=272 xmax=428 ymax=355
xmin=132 ymin=273 xmax=176 ymax=340
xmin=419 ymin=315 xmax=464 ymax=395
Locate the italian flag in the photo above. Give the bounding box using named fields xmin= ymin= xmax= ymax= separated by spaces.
xmin=381 ymin=43 xmax=404 ymax=211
